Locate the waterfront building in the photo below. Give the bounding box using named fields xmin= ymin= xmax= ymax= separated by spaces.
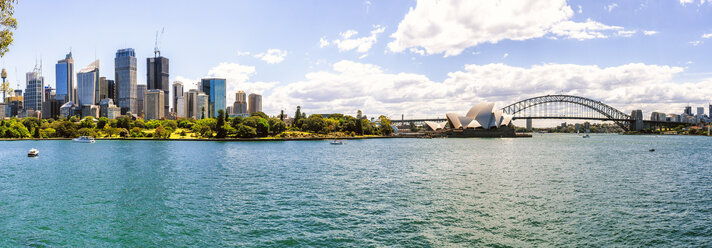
xmin=185 ymin=89 xmax=199 ymax=119
xmin=248 ymin=93 xmax=262 ymax=114
xmin=172 ymin=81 xmax=183 ymax=114
xmin=97 ymin=77 xmax=109 ymax=103
xmin=115 ymin=48 xmax=137 ymax=114
xmin=197 ymin=92 xmax=209 ymax=119
xmin=147 ymin=56 xmax=170 ymax=114
xmin=107 ymin=105 xmax=121 ymax=119
xmin=23 ymin=71 xmax=44 ymax=114
xmin=144 ymin=89 xmax=165 ymax=120
xmin=200 ymin=78 xmax=226 ymax=118
xmin=175 ymin=96 xmax=185 ymax=118
xmin=77 ymin=60 xmax=99 ymax=106
xmin=426 ymin=102 xmax=513 ymax=130
xmin=233 ymin=90 xmax=247 ymax=115
xmin=55 ymin=52 xmax=74 ymax=103
xmin=136 ymin=84 xmax=147 ymax=116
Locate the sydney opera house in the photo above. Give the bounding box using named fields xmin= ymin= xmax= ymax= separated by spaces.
xmin=425 ymin=102 xmax=519 ymax=137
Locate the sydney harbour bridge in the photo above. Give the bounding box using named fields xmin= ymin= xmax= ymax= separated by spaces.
xmin=391 ymin=94 xmax=687 ymax=131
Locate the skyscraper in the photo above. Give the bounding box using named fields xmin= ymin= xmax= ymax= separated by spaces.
xmin=185 ymin=89 xmax=199 ymax=119
xmin=684 ymin=106 xmax=692 ymax=116
xmin=200 ymin=78 xmax=226 ymax=118
xmin=233 ymin=90 xmax=247 ymax=115
xmin=172 ymin=81 xmax=183 ymax=114
xmin=77 ymin=60 xmax=100 ymax=106
xmin=24 ymin=71 xmax=44 ymax=113
xmin=107 ymin=79 xmax=115 ymax=102
xmin=144 ymin=89 xmax=165 ymax=120
xmin=136 ymin=84 xmax=147 ymax=116
xmin=147 ymin=56 xmax=169 ymax=114
xmin=97 ymin=77 xmax=109 ymax=103
xmin=248 ymin=93 xmax=262 ymax=114
xmin=115 ymin=48 xmax=137 ymax=114
xmin=55 ymin=52 xmax=74 ymax=103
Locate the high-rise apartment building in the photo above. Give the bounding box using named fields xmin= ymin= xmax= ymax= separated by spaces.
xmin=172 ymin=81 xmax=183 ymax=113
xmin=200 ymin=78 xmax=226 ymax=118
xmin=115 ymin=48 xmax=137 ymax=114
xmin=136 ymin=84 xmax=147 ymax=116
xmin=55 ymin=52 xmax=74 ymax=103
xmin=248 ymin=93 xmax=262 ymax=114
xmin=147 ymin=56 xmax=169 ymax=114
xmin=77 ymin=60 xmax=100 ymax=106
xmin=233 ymin=90 xmax=247 ymax=115
xmin=24 ymin=71 xmax=44 ymax=113
xmin=144 ymin=89 xmax=165 ymax=120
xmin=185 ymin=89 xmax=199 ymax=119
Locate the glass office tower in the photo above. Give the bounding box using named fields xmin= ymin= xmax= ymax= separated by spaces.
xmin=200 ymin=78 xmax=226 ymax=118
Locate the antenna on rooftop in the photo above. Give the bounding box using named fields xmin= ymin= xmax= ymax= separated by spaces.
xmin=154 ymin=27 xmax=165 ymax=57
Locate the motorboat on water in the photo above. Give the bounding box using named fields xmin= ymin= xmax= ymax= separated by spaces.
xmin=28 ymin=148 xmax=39 ymax=157
xmin=330 ymin=140 xmax=344 ymax=145
xmin=72 ymin=136 xmax=95 ymax=143
xmin=582 ymin=134 xmax=590 ymax=138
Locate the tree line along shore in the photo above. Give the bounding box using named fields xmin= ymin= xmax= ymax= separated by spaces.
xmin=0 ymin=109 xmax=395 ymax=140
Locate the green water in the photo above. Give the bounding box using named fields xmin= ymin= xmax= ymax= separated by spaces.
xmin=1 ymin=134 xmax=711 ymax=246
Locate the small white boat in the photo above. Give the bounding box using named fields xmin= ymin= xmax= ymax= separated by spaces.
xmin=330 ymin=140 xmax=344 ymax=145
xmin=582 ymin=134 xmax=590 ymax=138
xmin=28 ymin=148 xmax=39 ymax=157
xmin=73 ymin=136 xmax=95 ymax=143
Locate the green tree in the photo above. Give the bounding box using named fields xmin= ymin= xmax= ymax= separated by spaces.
xmin=0 ymin=0 xmax=17 ymax=57
xmin=229 ymin=116 xmax=243 ymax=129
xmin=236 ymin=124 xmax=257 ymax=138
xmin=33 ymin=126 xmax=40 ymax=138
xmin=96 ymin=117 xmax=108 ymax=129
xmin=268 ymin=117 xmax=286 ymax=135
xmin=356 ymin=110 xmax=363 ymax=135
xmin=201 ymin=107 xmax=205 ymax=119
xmin=378 ymin=115 xmax=393 ymax=135
xmin=215 ymin=109 xmax=227 ymax=138
xmin=303 ymin=115 xmax=327 ymax=134
xmin=22 ymin=117 xmax=41 ymax=130
xmin=78 ymin=128 xmax=97 ymax=137
xmin=294 ymin=106 xmax=302 ymax=127
xmin=250 ymin=111 xmax=269 ymax=119
xmin=79 ymin=117 xmax=96 ymax=129
xmin=55 ymin=121 xmax=78 ymax=138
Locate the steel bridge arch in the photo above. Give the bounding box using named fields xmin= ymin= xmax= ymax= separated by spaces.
xmin=501 ymin=95 xmax=632 ymax=131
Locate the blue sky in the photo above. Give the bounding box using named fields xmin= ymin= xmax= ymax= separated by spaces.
xmin=3 ymin=0 xmax=712 ymax=121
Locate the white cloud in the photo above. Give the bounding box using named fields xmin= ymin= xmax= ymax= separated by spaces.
xmin=237 ymin=51 xmax=250 ymax=56
xmin=679 ymin=0 xmax=695 ymax=5
xmin=617 ymin=30 xmax=637 ymax=37
xmin=578 ymin=5 xmax=583 ymax=13
xmin=689 ymin=40 xmax=703 ymax=46
xmin=358 ymin=54 xmax=368 ymax=59
xmin=502 ymin=53 xmax=509 ymax=59
xmin=331 ymin=26 xmax=386 ymax=53
xmin=643 ymin=30 xmax=659 ymax=36
xmin=265 ymin=60 xmax=707 ymax=118
xmin=319 ymin=37 xmax=330 ymax=48
xmin=254 ymin=49 xmax=288 ymax=64
xmin=550 ymin=19 xmax=623 ymax=40
xmin=409 ymin=47 xmax=425 ymax=56
xmin=702 ymin=33 xmax=712 ymax=38
xmin=606 ymin=3 xmax=618 ymax=12
xmin=387 ymin=0 xmax=632 ymax=57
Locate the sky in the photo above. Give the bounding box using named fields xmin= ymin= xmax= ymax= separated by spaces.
xmin=3 ymin=0 xmax=712 ymax=126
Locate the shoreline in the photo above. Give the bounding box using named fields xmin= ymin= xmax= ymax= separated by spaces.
xmin=0 ymin=136 xmax=398 ymax=142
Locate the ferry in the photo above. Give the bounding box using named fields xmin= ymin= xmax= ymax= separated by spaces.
xmin=28 ymin=148 xmax=39 ymax=157
xmin=72 ymin=136 xmax=95 ymax=143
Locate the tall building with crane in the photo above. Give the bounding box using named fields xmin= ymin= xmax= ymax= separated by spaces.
xmin=147 ymin=28 xmax=170 ymax=115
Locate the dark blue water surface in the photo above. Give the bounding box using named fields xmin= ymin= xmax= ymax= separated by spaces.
xmin=1 ymin=134 xmax=711 ymax=246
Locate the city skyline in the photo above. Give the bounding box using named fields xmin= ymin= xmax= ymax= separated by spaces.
xmin=1 ymin=0 xmax=712 ymax=121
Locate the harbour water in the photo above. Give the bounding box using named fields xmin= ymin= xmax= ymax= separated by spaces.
xmin=1 ymin=134 xmax=711 ymax=246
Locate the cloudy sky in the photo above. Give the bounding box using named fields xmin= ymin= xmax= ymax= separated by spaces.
xmin=3 ymin=0 xmax=712 ymax=123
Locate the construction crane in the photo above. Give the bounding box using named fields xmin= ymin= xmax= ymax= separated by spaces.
xmin=154 ymin=27 xmax=165 ymax=57
xmin=0 ymin=68 xmax=11 ymax=102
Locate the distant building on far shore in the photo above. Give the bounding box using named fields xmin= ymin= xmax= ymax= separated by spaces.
xmin=248 ymin=93 xmax=262 ymax=114
xmin=233 ymin=90 xmax=247 ymax=115
xmin=144 ymin=89 xmax=165 ymax=120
